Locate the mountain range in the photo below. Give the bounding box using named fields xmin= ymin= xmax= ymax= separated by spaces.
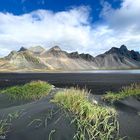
xmin=0 ymin=45 xmax=140 ymax=72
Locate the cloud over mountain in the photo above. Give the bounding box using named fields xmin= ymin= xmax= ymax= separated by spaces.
xmin=100 ymin=0 xmax=140 ymax=50
xmin=0 ymin=0 xmax=140 ymax=57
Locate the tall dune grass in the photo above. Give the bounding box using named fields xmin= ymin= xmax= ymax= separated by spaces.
xmin=52 ymin=88 xmax=119 ymax=140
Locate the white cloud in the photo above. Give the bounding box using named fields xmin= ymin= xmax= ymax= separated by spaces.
xmin=100 ymin=0 xmax=140 ymax=51
xmin=0 ymin=6 xmax=95 ymax=56
xmin=101 ymin=0 xmax=140 ymax=31
xmin=0 ymin=2 xmax=140 ymax=57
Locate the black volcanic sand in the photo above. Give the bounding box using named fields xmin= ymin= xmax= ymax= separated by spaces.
xmin=92 ymin=95 xmax=140 ymax=140
xmin=0 ymin=89 xmax=140 ymax=140
xmin=0 ymin=72 xmax=140 ymax=94
xmin=113 ymin=97 xmax=140 ymax=139
xmin=0 ymin=88 xmax=77 ymax=140
xmin=0 ymin=73 xmax=140 ymax=140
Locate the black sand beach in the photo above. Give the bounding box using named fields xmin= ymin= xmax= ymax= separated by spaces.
xmin=0 ymin=72 xmax=140 ymax=140
xmin=0 ymin=72 xmax=140 ymax=94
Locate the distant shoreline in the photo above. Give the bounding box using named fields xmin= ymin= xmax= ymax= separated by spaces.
xmin=0 ymin=69 xmax=140 ymax=74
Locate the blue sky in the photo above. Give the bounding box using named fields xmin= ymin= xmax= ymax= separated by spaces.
xmin=0 ymin=0 xmax=121 ymax=18
xmin=0 ymin=0 xmax=140 ymax=56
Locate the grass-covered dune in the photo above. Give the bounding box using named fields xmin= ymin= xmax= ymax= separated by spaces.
xmin=103 ymin=83 xmax=140 ymax=103
xmin=0 ymin=81 xmax=53 ymax=100
xmin=52 ymin=88 xmax=119 ymax=140
xmin=1 ymin=81 xmax=140 ymax=139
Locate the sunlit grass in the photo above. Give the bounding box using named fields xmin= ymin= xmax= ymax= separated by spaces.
xmin=0 ymin=81 xmax=53 ymax=100
xmin=103 ymin=83 xmax=140 ymax=103
xmin=52 ymin=88 xmax=119 ymax=140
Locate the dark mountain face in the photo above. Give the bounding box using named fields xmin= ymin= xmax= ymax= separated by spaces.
xmin=41 ymin=46 xmax=68 ymax=57
xmin=18 ymin=47 xmax=27 ymax=52
xmin=95 ymin=45 xmax=140 ymax=68
xmin=105 ymin=45 xmax=140 ymax=61
xmin=130 ymin=50 xmax=140 ymax=61
xmin=120 ymin=45 xmax=128 ymax=51
xmin=79 ymin=53 xmax=95 ymax=61
xmin=69 ymin=52 xmax=95 ymax=61
xmin=105 ymin=45 xmax=129 ymax=55
xmin=69 ymin=52 xmax=80 ymax=58
xmin=50 ymin=46 xmax=62 ymax=51
xmin=42 ymin=46 xmax=95 ymax=61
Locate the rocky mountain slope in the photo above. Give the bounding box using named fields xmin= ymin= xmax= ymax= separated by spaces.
xmin=95 ymin=45 xmax=140 ymax=69
xmin=0 ymin=45 xmax=140 ymax=71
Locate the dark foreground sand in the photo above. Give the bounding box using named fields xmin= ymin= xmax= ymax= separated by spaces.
xmin=92 ymin=95 xmax=140 ymax=140
xmin=0 ymin=72 xmax=140 ymax=140
xmin=0 ymin=88 xmax=140 ymax=140
xmin=0 ymin=88 xmax=77 ymax=140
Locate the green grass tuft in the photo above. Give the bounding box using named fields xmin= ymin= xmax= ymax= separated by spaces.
xmin=0 ymin=81 xmax=53 ymax=100
xmin=103 ymin=83 xmax=140 ymax=103
xmin=52 ymin=88 xmax=119 ymax=140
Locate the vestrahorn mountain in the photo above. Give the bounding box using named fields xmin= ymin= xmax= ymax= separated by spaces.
xmin=0 ymin=45 xmax=140 ymax=72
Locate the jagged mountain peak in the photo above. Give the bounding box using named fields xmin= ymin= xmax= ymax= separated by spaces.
xmin=69 ymin=51 xmax=95 ymax=61
xmin=69 ymin=51 xmax=79 ymax=58
xmin=1 ymin=45 xmax=140 ymax=71
xmin=18 ymin=47 xmax=27 ymax=52
xmin=79 ymin=53 xmax=95 ymax=61
xmin=105 ymin=45 xmax=128 ymax=55
xmin=41 ymin=46 xmax=67 ymax=58
xmin=29 ymin=46 xmax=45 ymax=54
xmin=104 ymin=47 xmax=118 ymax=54
xmin=95 ymin=44 xmax=140 ymax=68
xmin=120 ymin=45 xmax=128 ymax=51
xmin=49 ymin=46 xmax=62 ymax=51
